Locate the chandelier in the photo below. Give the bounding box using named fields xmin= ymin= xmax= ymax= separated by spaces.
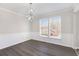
xmin=26 ymin=3 xmax=33 ymax=22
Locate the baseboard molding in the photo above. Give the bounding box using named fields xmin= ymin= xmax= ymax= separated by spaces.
xmin=32 ymin=38 xmax=74 ymax=48
xmin=0 ymin=33 xmax=30 ymax=49
xmin=73 ymin=47 xmax=79 ymax=49
xmin=0 ymin=38 xmax=30 ymax=50
xmin=0 ymin=32 xmax=77 ymax=50
xmin=31 ymin=33 xmax=74 ymax=49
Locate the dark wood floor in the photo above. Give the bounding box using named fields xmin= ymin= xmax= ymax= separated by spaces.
xmin=76 ymin=49 xmax=79 ymax=55
xmin=0 ymin=39 xmax=77 ymax=56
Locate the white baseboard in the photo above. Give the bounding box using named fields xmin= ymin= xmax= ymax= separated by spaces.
xmin=73 ymin=47 xmax=79 ymax=49
xmin=0 ymin=32 xmax=78 ymax=50
xmin=30 ymin=32 xmax=76 ymax=49
xmin=0 ymin=33 xmax=30 ymax=49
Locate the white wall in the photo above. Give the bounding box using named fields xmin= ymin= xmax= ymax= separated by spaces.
xmin=0 ymin=7 xmax=30 ymax=49
xmin=31 ymin=9 xmax=75 ymax=48
xmin=74 ymin=11 xmax=79 ymax=49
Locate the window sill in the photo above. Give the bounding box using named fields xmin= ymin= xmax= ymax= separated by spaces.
xmin=40 ymin=35 xmax=61 ymax=39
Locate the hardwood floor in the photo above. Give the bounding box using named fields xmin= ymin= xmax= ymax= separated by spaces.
xmin=77 ymin=49 xmax=79 ymax=55
xmin=75 ymin=49 xmax=79 ymax=55
xmin=0 ymin=39 xmax=77 ymax=56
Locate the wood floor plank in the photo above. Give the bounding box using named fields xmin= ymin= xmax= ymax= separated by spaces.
xmin=0 ymin=39 xmax=77 ymax=56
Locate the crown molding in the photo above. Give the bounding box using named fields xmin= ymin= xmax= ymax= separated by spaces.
xmin=0 ymin=7 xmax=25 ymax=17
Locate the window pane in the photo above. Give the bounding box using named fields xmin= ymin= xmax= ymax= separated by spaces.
xmin=49 ymin=16 xmax=61 ymax=38
xmin=40 ymin=18 xmax=48 ymax=36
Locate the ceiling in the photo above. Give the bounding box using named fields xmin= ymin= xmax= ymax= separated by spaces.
xmin=0 ymin=3 xmax=74 ymax=16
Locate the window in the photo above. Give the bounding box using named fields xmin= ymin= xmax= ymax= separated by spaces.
xmin=40 ymin=18 xmax=48 ymax=36
xmin=49 ymin=16 xmax=61 ymax=38
xmin=39 ymin=16 xmax=61 ymax=39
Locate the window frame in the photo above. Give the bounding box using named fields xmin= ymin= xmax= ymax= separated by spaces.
xmin=39 ymin=16 xmax=61 ymax=39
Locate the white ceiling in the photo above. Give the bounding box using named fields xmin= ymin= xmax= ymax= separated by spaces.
xmin=0 ymin=3 xmax=73 ymax=16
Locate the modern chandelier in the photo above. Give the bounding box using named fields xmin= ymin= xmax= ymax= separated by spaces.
xmin=26 ymin=3 xmax=33 ymax=22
